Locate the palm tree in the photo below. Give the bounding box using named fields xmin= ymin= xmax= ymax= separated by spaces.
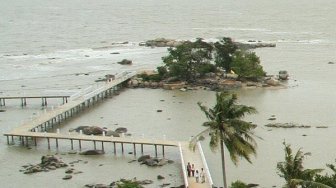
xmin=277 ymin=142 xmax=331 ymax=188
xmin=192 ymin=92 xmax=258 ymax=188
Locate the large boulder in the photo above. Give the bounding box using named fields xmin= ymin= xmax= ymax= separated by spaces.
xmin=157 ymin=159 xmax=168 ymax=166
xmin=41 ymin=155 xmax=60 ymax=165
xmin=265 ymin=78 xmax=280 ymax=86
xmin=83 ymin=126 xmax=105 ymax=135
xmin=144 ymin=158 xmax=158 ymax=166
xmin=70 ymin=126 xmax=89 ymax=132
xmin=105 ymin=130 xmax=120 ymax=137
xmin=115 ymin=127 xmax=127 ymax=134
xmin=137 ymin=155 xmax=151 ymax=162
xmin=218 ymin=80 xmax=242 ymax=90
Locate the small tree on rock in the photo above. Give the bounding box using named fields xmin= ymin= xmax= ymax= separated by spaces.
xmin=231 ymin=51 xmax=265 ymax=81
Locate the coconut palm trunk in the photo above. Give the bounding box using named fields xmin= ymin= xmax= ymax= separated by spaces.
xmin=220 ymin=134 xmax=228 ymax=188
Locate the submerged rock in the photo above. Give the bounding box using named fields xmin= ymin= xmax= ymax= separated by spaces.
xmin=117 ymin=59 xmax=132 ymax=65
xmin=62 ymin=175 xmax=72 ymax=180
xmin=80 ymin=150 xmax=105 ymax=155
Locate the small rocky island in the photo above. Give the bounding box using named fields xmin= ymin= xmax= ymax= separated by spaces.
xmin=127 ymin=37 xmax=286 ymax=91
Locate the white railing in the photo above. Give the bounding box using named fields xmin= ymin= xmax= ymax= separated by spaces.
xmin=69 ymin=86 xmax=93 ymax=101
xmin=178 ymin=142 xmax=189 ymax=188
xmin=197 ymin=141 xmax=214 ymax=186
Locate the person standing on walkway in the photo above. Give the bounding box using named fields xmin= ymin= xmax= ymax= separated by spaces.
xmin=200 ymin=168 xmax=206 ymax=183
xmin=195 ymin=170 xmax=199 ymax=183
xmin=191 ymin=164 xmax=195 ymax=177
xmin=187 ymin=162 xmax=191 ymax=177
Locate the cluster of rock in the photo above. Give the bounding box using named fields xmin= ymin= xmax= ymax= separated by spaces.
xmin=127 ymin=78 xmax=165 ymax=89
xmin=69 ymin=126 xmax=129 ymax=137
xmin=20 ymin=155 xmax=68 ymax=174
xmin=62 ymin=167 xmax=83 ymax=180
xmin=139 ymin=38 xmax=184 ymax=48
xmin=139 ymin=38 xmax=276 ymax=50
xmin=84 ymin=178 xmax=159 ymax=188
xmin=235 ymin=41 xmax=276 ymax=50
xmin=196 ymin=78 xmax=242 ymax=91
xmin=265 ymin=123 xmax=311 ymax=128
xmin=85 ymin=178 xmax=184 ymax=188
xmin=213 ymin=184 xmax=259 ymax=188
xmin=128 ymin=70 xmax=285 ymax=91
xmin=137 ymin=155 xmax=174 ymax=167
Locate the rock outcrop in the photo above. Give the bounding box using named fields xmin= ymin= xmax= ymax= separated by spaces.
xmin=140 ymin=38 xmax=184 ymax=47
xmin=137 ymin=155 xmax=172 ymax=167
xmin=20 ymin=155 xmax=68 ymax=174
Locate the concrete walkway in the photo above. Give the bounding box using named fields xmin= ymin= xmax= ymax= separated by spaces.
xmin=180 ymin=142 xmax=212 ymax=188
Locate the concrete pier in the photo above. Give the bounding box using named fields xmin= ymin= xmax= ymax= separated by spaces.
xmin=3 ymin=71 xmax=213 ymax=188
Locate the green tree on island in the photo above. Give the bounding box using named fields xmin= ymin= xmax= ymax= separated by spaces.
xmin=214 ymin=37 xmax=238 ymax=73
xmin=191 ymin=92 xmax=259 ymax=188
xmin=277 ymin=142 xmax=331 ymax=188
xmin=161 ymin=38 xmax=213 ymax=82
xmin=159 ymin=37 xmax=266 ymax=83
xmin=231 ymin=51 xmax=265 ymax=81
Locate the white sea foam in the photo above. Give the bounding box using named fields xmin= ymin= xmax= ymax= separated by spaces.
xmin=192 ymin=27 xmax=271 ymax=32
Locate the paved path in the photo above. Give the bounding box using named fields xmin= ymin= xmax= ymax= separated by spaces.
xmin=180 ymin=142 xmax=212 ymax=188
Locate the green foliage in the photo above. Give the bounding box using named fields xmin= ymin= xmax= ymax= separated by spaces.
xmin=231 ymin=51 xmax=265 ymax=81
xmin=162 ymin=38 xmax=213 ymax=81
xmin=138 ymin=73 xmax=162 ymax=82
xmin=161 ymin=37 xmax=266 ymax=82
xmin=315 ymin=163 xmax=336 ymax=187
xmin=196 ymin=63 xmax=217 ymax=76
xmin=157 ymin=66 xmax=168 ymax=78
xmin=117 ymin=179 xmax=144 ymax=188
xmin=229 ymin=180 xmax=248 ymax=188
xmin=214 ymin=37 xmax=238 ymax=72
xmin=277 ymin=142 xmax=330 ymax=188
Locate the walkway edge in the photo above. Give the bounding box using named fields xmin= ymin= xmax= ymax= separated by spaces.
xmin=178 ymin=142 xmax=189 ymax=188
xmin=197 ymin=141 xmax=213 ymax=187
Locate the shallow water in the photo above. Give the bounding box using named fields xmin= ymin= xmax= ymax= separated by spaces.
xmin=1 ymin=0 xmax=336 ymax=187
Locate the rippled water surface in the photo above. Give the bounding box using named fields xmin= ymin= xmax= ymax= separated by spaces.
xmin=0 ymin=0 xmax=336 ymax=187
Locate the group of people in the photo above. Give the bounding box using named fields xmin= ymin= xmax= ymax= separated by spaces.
xmin=186 ymin=162 xmax=206 ymax=183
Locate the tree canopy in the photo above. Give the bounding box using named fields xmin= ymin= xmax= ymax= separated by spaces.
xmin=160 ymin=37 xmax=266 ymax=82
xmin=161 ymin=38 xmax=213 ymax=82
xmin=231 ymin=51 xmax=265 ymax=81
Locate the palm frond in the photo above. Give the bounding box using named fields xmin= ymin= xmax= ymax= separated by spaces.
xmin=290 ymin=179 xmax=332 ymax=188
xmin=189 ymin=128 xmax=210 ymax=151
